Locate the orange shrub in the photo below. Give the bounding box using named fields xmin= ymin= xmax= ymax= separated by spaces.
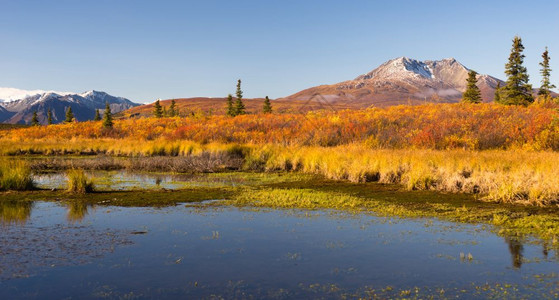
xmin=1 ymin=103 xmax=558 ymax=151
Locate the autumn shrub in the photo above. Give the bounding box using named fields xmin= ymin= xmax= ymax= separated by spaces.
xmin=1 ymin=103 xmax=558 ymax=151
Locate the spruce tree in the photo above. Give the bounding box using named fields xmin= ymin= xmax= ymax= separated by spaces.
xmin=169 ymin=100 xmax=177 ymax=117
xmin=102 ymin=102 xmax=113 ymax=128
xmin=494 ymin=82 xmax=502 ymax=103
xmin=47 ymin=108 xmax=53 ymax=125
xmin=226 ymin=94 xmax=235 ymax=116
xmin=153 ymin=99 xmax=163 ymax=118
xmin=501 ymin=36 xmax=533 ymax=105
xmin=234 ymin=79 xmax=245 ymax=115
xmin=462 ymin=70 xmax=482 ymax=103
xmin=263 ymin=96 xmax=272 ymax=113
xmin=94 ymin=109 xmax=101 ymax=121
xmin=65 ymin=107 xmax=74 ymax=123
xmin=31 ymin=111 xmax=39 ymax=126
xmin=538 ymin=47 xmax=555 ymax=97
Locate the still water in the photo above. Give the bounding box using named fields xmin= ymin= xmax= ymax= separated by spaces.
xmin=1 ymin=200 xmax=558 ymax=299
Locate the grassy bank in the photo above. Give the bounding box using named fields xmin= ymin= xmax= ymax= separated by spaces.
xmin=8 ymin=145 xmax=559 ymax=205
xmin=0 ymin=160 xmax=34 ymax=191
xmin=252 ymin=145 xmax=559 ymax=206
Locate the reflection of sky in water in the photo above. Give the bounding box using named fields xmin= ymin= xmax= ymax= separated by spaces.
xmin=1 ymin=202 xmax=558 ymax=298
xmin=33 ymin=171 xmax=242 ymax=191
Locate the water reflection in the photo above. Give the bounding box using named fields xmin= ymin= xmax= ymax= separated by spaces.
xmin=0 ymin=200 xmax=34 ymax=225
xmin=504 ymin=235 xmax=525 ymax=269
xmin=66 ymin=201 xmax=90 ymax=223
xmin=2 ymin=203 xmax=559 ymax=299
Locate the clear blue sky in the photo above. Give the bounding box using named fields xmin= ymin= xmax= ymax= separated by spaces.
xmin=1 ymin=0 xmax=557 ymax=103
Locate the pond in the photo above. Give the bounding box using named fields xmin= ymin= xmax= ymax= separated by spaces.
xmin=33 ymin=170 xmax=243 ymax=191
xmin=1 ymin=200 xmax=558 ymax=299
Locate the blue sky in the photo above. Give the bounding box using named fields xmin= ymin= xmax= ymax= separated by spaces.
xmin=1 ymin=0 xmax=558 ymax=103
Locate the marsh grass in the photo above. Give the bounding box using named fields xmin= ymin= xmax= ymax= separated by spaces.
xmin=250 ymin=145 xmax=559 ymax=206
xmin=0 ymin=160 xmax=34 ymax=191
xmin=66 ymin=169 xmax=95 ymax=194
xmin=12 ymin=144 xmax=559 ymax=205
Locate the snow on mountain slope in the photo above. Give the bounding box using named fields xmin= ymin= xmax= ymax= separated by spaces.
xmin=280 ymin=57 xmax=504 ymax=107
xmin=0 ymin=87 xmax=73 ymax=102
xmin=0 ymin=88 xmax=139 ymax=124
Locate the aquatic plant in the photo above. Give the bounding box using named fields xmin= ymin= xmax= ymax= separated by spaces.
xmin=66 ymin=169 xmax=94 ymax=194
xmin=0 ymin=160 xmax=34 ymax=191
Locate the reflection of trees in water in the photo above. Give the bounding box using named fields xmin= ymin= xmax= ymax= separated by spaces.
xmin=504 ymin=235 xmax=524 ymax=269
xmin=66 ymin=201 xmax=90 ymax=223
xmin=0 ymin=201 xmax=34 ymax=225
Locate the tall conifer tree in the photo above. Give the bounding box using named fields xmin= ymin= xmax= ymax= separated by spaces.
xmin=462 ymin=70 xmax=482 ymax=103
xmin=226 ymin=94 xmax=235 ymax=116
xmin=102 ymin=102 xmax=113 ymax=128
xmin=47 ymin=108 xmax=53 ymax=125
xmin=31 ymin=111 xmax=39 ymax=126
xmin=263 ymin=96 xmax=272 ymax=113
xmin=538 ymin=47 xmax=555 ymax=97
xmin=234 ymin=79 xmax=245 ymax=115
xmin=65 ymin=107 xmax=74 ymax=123
xmin=169 ymin=100 xmax=177 ymax=117
xmin=153 ymin=99 xmax=163 ymax=118
xmin=501 ymin=36 xmax=533 ymax=105
xmin=94 ymin=109 xmax=101 ymax=121
xmin=494 ymin=82 xmax=502 ymax=103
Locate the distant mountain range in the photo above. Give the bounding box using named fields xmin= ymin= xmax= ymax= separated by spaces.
xmin=3 ymin=57 xmax=549 ymax=123
xmin=0 ymin=88 xmax=138 ymax=124
xmin=125 ymin=57 xmax=509 ymax=116
xmin=279 ymin=57 xmax=505 ymax=107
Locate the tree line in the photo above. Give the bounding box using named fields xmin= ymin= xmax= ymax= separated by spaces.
xmin=462 ymin=36 xmax=555 ymax=104
xmin=151 ymin=79 xmax=273 ymax=118
xmin=31 ymin=103 xmax=114 ymax=128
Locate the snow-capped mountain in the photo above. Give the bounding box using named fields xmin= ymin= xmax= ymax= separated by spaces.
xmin=0 ymin=88 xmax=139 ymax=124
xmin=280 ymin=57 xmax=504 ymax=107
xmin=0 ymin=88 xmax=74 ymax=102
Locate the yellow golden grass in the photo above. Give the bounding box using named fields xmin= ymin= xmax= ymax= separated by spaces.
xmin=3 ymin=135 xmax=558 ymax=205
xmin=66 ymin=169 xmax=95 ymax=194
xmin=253 ymin=145 xmax=559 ymax=206
xmin=0 ymin=160 xmax=34 ymax=191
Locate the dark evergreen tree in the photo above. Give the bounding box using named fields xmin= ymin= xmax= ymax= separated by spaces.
xmin=163 ymin=106 xmax=167 ymax=117
xmin=47 ymin=108 xmax=53 ymax=125
xmin=501 ymin=36 xmax=533 ymax=105
xmin=263 ymin=96 xmax=272 ymax=113
xmin=65 ymin=106 xmax=74 ymax=123
xmin=31 ymin=111 xmax=39 ymax=126
xmin=538 ymin=47 xmax=555 ymax=97
xmin=102 ymin=102 xmax=113 ymax=128
xmin=153 ymin=99 xmax=163 ymax=118
xmin=94 ymin=109 xmax=101 ymax=121
xmin=169 ymin=99 xmax=177 ymax=117
xmin=494 ymin=82 xmax=502 ymax=103
xmin=226 ymin=94 xmax=235 ymax=116
xmin=234 ymin=79 xmax=245 ymax=115
xmin=462 ymin=70 xmax=482 ymax=103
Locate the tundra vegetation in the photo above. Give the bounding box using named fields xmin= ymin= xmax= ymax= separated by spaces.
xmin=0 ymin=102 xmax=559 ymax=205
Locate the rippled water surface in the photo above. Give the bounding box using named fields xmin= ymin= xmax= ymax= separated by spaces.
xmin=1 ymin=201 xmax=558 ymax=299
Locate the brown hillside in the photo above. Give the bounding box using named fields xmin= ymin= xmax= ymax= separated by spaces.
xmin=118 ymin=97 xmax=360 ymax=118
